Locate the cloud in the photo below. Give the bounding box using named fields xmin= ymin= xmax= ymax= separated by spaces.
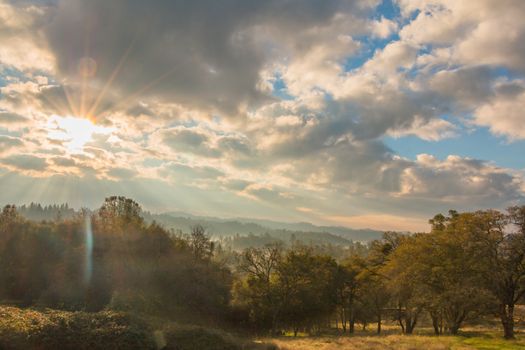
xmin=474 ymin=84 xmax=525 ymax=140
xmin=158 ymin=127 xmax=221 ymax=158
xmin=388 ymin=117 xmax=458 ymax=141
xmin=0 ymin=111 xmax=31 ymax=128
xmin=51 ymin=156 xmax=76 ymax=167
xmin=157 ymin=162 xmax=224 ymax=186
xmin=0 ymin=135 xmax=24 ymax=152
xmin=370 ymin=16 xmax=399 ymax=39
xmin=0 ymin=1 xmax=54 ymax=71
xmin=43 ymin=0 xmax=375 ymax=117
xmin=0 ymin=0 xmax=523 ymax=231
xmin=399 ymin=154 xmax=522 ymax=204
xmin=1 ymin=154 xmax=47 ymax=171
xmin=398 ymin=0 xmax=525 ymax=72
xmin=106 ymin=167 xmax=137 ymax=180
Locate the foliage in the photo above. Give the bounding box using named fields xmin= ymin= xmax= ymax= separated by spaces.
xmin=0 ymin=306 xmax=274 ymax=350
xmin=2 ymin=198 xmax=525 ymax=342
xmin=0 ymin=197 xmax=232 ymax=321
xmin=0 ymin=306 xmax=156 ymax=349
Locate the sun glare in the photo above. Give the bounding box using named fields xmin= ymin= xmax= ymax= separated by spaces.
xmin=46 ymin=115 xmax=114 ymax=153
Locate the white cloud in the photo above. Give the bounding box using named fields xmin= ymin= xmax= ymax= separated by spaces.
xmin=0 ymin=1 xmax=54 ymax=72
xmin=370 ymin=16 xmax=399 ymax=39
xmin=474 ymin=88 xmax=525 ymax=140
xmin=399 ymin=154 xmax=522 ymax=203
xmin=388 ymin=117 xmax=458 ymax=141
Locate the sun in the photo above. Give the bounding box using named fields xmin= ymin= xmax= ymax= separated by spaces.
xmin=46 ymin=115 xmax=114 ymax=153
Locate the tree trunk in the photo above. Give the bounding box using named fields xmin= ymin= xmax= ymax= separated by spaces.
xmin=500 ymin=304 xmax=515 ymax=339
xmin=398 ymin=317 xmax=405 ymax=334
xmin=405 ymin=309 xmax=420 ymax=335
xmin=341 ymin=307 xmax=347 ymax=332
xmin=449 ymin=324 xmax=460 ymax=335
xmin=271 ymin=311 xmax=279 ymax=336
xmin=430 ymin=312 xmax=441 ymax=335
xmin=405 ymin=316 xmax=417 ymax=334
xmin=377 ymin=312 xmax=381 ymax=334
xmin=349 ymin=315 xmax=355 ymax=334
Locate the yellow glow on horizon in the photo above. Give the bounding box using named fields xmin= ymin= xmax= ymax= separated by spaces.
xmin=46 ymin=115 xmax=114 ymax=153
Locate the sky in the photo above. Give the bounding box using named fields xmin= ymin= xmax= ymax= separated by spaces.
xmin=0 ymin=0 xmax=524 ymax=232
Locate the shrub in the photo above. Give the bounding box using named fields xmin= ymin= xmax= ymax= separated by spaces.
xmin=0 ymin=306 xmax=155 ymax=349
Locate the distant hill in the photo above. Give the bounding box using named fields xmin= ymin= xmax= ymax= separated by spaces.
xmin=13 ymin=203 xmax=383 ymax=246
xmin=144 ymin=212 xmax=383 ymax=245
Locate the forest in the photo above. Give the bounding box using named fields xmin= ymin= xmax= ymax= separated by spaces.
xmin=0 ymin=196 xmax=525 ymax=349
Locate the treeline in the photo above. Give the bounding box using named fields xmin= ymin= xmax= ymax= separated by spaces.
xmin=1 ymin=197 xmax=524 ymax=340
xmin=17 ymin=203 xmax=77 ymax=222
xmin=232 ymin=208 xmax=525 ymax=339
xmin=16 ymin=205 xmax=369 ymax=250
xmin=0 ymin=197 xmax=231 ymax=323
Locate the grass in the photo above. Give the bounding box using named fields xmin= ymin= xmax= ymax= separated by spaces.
xmin=1 ymin=306 xmax=523 ymax=350
xmin=265 ymin=329 xmax=525 ymax=350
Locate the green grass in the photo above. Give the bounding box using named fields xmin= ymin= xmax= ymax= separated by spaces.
xmin=460 ymin=334 xmax=525 ymax=350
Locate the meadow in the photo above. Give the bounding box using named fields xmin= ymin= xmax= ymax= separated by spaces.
xmin=0 ymin=305 xmax=524 ymax=349
xmin=266 ymin=328 xmax=525 ymax=350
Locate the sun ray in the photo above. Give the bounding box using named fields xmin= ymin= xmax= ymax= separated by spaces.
xmin=62 ymin=84 xmax=81 ymax=117
xmin=93 ymin=63 xmax=180 ymax=118
xmin=86 ymin=38 xmax=137 ymax=121
xmin=79 ymin=16 xmax=94 ymax=118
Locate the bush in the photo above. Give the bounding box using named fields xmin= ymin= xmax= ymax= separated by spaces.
xmin=0 ymin=306 xmax=156 ymax=349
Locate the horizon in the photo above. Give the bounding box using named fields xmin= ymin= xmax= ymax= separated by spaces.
xmin=8 ymin=199 xmax=392 ymax=233
xmin=1 ymin=0 xmax=524 ymax=233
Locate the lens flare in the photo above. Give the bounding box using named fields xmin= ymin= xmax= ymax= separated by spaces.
xmin=84 ymin=215 xmax=93 ymax=286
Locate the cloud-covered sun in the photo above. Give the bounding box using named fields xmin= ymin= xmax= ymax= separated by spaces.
xmin=46 ymin=115 xmax=114 ymax=153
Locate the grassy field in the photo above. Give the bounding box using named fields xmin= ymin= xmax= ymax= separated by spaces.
xmin=265 ymin=331 xmax=525 ymax=350
xmin=1 ymin=306 xmax=523 ymax=349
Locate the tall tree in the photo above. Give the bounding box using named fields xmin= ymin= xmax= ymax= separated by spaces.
xmin=476 ymin=207 xmax=525 ymax=339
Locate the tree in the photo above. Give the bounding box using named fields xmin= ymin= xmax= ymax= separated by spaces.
xmin=96 ymin=196 xmax=144 ymax=232
xmin=333 ymin=257 xmax=362 ymax=333
xmin=189 ymin=225 xmax=214 ymax=261
xmin=386 ymin=228 xmax=492 ymax=335
xmin=473 ymin=207 xmax=525 ymax=339
xmin=358 ymin=265 xmax=390 ymax=334
xmin=235 ymin=243 xmax=284 ymax=333
xmin=277 ymin=249 xmax=338 ymax=335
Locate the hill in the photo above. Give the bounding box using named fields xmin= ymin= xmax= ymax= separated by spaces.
xmin=13 ymin=203 xmax=383 ymax=247
xmin=145 ymin=212 xmax=383 ymax=246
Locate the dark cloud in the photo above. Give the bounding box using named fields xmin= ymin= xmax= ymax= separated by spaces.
xmin=160 ymin=128 xmax=221 ymax=158
xmin=44 ymin=0 xmax=368 ymax=117
xmin=426 ymin=66 xmax=496 ymax=108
